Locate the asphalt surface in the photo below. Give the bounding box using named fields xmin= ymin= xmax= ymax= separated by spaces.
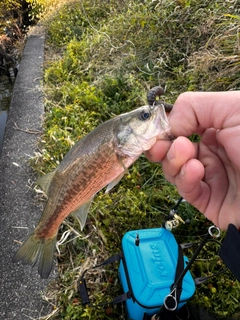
xmin=0 ymin=29 xmax=56 ymax=320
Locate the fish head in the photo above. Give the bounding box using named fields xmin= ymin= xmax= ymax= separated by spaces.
xmin=114 ymin=103 xmax=173 ymax=158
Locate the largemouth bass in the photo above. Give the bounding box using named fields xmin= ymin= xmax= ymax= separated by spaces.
xmin=13 ymin=103 xmax=172 ymax=279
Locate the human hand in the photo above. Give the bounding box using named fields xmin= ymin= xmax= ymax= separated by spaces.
xmin=146 ymin=91 xmax=240 ymax=230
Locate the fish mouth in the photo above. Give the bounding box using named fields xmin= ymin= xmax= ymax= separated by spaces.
xmin=153 ymin=103 xmax=174 ymax=141
xmin=163 ymin=130 xmax=175 ymax=141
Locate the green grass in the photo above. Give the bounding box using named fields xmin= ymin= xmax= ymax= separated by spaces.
xmin=28 ymin=0 xmax=240 ymax=318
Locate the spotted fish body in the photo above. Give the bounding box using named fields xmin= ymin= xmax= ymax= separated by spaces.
xmin=13 ymin=104 xmax=172 ymax=278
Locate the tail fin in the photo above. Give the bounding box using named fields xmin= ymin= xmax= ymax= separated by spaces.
xmin=12 ymin=233 xmax=57 ymax=279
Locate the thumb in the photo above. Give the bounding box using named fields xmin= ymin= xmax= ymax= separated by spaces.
xmin=169 ymin=91 xmax=240 ymax=137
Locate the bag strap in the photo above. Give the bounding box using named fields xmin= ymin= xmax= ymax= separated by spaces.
xmin=78 ymin=252 xmax=131 ymax=307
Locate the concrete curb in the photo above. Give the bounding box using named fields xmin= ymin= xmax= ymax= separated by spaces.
xmin=0 ymin=30 xmax=55 ymax=320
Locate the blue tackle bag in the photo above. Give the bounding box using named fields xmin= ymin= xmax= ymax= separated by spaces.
xmin=79 ymin=227 xmax=195 ymax=320
xmin=119 ymin=228 xmax=195 ymax=320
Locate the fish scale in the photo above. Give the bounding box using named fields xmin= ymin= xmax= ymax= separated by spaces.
xmin=42 ymin=150 xmax=125 ymax=235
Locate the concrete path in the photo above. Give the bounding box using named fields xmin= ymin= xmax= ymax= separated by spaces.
xmin=0 ymin=29 xmax=55 ymax=320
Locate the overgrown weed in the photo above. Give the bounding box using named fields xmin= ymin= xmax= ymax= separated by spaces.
xmin=29 ymin=0 xmax=240 ymax=318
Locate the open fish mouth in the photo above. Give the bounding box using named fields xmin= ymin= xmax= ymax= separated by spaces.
xmin=149 ymin=103 xmax=173 ymax=140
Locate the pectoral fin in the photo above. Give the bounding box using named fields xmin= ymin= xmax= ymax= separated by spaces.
xmin=105 ymin=172 xmax=125 ymax=193
xmin=117 ymin=154 xmax=129 ymax=173
xmin=71 ymin=198 xmax=93 ymax=231
xmin=36 ymin=171 xmax=56 ymax=195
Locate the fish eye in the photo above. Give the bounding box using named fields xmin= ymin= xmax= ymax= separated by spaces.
xmin=139 ymin=110 xmax=151 ymax=121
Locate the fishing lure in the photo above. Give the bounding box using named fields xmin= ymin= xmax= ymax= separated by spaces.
xmin=147 ymin=86 xmax=173 ymax=113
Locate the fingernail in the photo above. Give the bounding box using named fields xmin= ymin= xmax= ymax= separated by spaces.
xmin=167 ymin=141 xmax=175 ymax=160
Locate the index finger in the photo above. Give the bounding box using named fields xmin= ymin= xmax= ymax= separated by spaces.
xmin=145 ymin=139 xmax=171 ymax=162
